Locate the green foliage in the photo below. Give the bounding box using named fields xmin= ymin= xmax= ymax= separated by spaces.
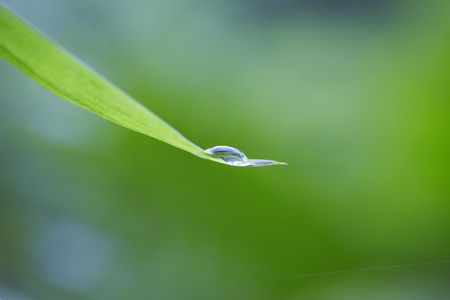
xmin=0 ymin=5 xmax=223 ymax=164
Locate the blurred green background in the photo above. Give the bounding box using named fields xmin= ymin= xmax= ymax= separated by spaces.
xmin=1 ymin=0 xmax=450 ymax=299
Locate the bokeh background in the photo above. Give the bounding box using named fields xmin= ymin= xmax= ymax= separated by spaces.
xmin=1 ymin=0 xmax=450 ymax=299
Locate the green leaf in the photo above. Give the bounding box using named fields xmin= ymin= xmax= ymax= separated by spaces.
xmin=0 ymin=5 xmax=285 ymax=167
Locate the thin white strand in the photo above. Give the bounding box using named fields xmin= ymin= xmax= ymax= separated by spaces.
xmin=219 ymin=259 xmax=450 ymax=278
xmin=287 ymin=259 xmax=450 ymax=278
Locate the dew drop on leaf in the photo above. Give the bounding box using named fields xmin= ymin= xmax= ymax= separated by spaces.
xmin=204 ymin=145 xmax=287 ymax=167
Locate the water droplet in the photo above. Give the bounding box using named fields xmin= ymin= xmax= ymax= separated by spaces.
xmin=204 ymin=145 xmax=287 ymax=167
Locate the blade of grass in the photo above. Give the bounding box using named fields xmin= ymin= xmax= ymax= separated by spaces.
xmin=0 ymin=5 xmax=223 ymax=164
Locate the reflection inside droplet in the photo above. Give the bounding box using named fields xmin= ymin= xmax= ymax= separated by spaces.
xmin=204 ymin=145 xmax=249 ymax=166
xmin=204 ymin=145 xmax=287 ymax=167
